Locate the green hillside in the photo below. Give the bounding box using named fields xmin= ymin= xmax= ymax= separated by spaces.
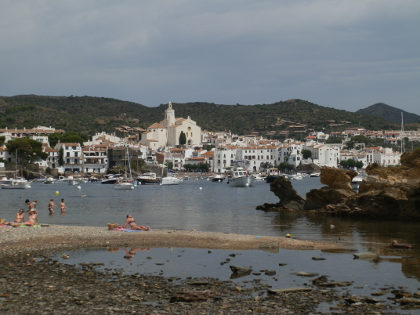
xmin=356 ymin=103 xmax=420 ymax=124
xmin=0 ymin=95 xmax=397 ymax=138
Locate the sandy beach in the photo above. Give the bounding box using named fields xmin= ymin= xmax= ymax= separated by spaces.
xmin=0 ymin=224 xmax=345 ymax=255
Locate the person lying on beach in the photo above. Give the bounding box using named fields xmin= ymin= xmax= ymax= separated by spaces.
xmin=123 ymin=215 xmax=150 ymax=231
xmin=23 ymin=210 xmax=38 ymax=226
xmin=15 ymin=209 xmax=25 ymax=223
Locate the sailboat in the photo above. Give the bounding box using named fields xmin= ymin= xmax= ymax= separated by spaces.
xmin=1 ymin=150 xmax=31 ymax=189
xmin=114 ymin=147 xmax=136 ymax=190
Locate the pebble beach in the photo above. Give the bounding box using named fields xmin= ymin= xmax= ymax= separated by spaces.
xmin=1 ymin=225 xmax=419 ymax=314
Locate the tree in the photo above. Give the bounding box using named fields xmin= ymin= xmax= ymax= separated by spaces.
xmin=340 ymin=159 xmax=363 ymax=169
xmin=0 ymin=136 xmax=5 ymax=146
xmin=58 ymin=147 xmax=64 ymax=166
xmin=302 ymin=149 xmax=312 ymax=159
xmin=6 ymin=138 xmax=48 ymax=169
xmin=166 ymin=162 xmax=173 ymax=170
xmin=179 ymin=131 xmax=186 ymax=146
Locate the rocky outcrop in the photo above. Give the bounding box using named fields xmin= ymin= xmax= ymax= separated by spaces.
xmin=306 ymin=150 xmax=420 ymax=220
xmin=304 ymin=167 xmax=356 ymax=210
xmin=259 ymin=149 xmax=420 ymax=220
xmin=320 ymin=167 xmax=357 ymax=190
xmin=256 ymin=176 xmax=305 ymax=211
xmin=304 ymin=187 xmax=355 ymax=210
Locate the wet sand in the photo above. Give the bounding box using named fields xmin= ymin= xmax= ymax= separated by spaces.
xmin=0 ymin=224 xmax=345 ymax=255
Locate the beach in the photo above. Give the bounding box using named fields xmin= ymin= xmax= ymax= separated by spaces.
xmin=1 ymin=225 xmax=418 ymax=314
xmin=0 ymin=224 xmax=344 ymax=255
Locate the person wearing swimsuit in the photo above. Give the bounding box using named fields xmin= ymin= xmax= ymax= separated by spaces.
xmin=123 ymin=215 xmax=150 ymax=231
xmin=15 ymin=209 xmax=25 ymax=223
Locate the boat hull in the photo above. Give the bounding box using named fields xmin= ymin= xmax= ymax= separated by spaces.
xmin=229 ymin=176 xmax=253 ymax=187
xmin=160 ymin=177 xmax=182 ymax=185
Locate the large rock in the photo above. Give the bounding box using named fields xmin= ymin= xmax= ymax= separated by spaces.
xmin=320 ymin=167 xmax=357 ymax=190
xmin=270 ymin=176 xmax=305 ymax=210
xmin=304 ymin=187 xmax=355 ymax=210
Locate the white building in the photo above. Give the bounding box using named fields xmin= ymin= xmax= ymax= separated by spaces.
xmin=213 ymin=147 xmax=238 ymax=173
xmin=306 ymin=144 xmax=340 ymax=168
xmin=141 ymin=102 xmax=202 ymax=149
xmin=82 ymin=145 xmax=108 ymax=174
xmin=56 ymin=142 xmax=83 ymax=173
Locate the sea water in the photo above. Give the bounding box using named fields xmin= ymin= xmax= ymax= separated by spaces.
xmin=2 ymin=177 xmax=420 ymax=286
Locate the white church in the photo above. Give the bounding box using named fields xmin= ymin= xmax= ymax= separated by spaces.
xmin=140 ymin=102 xmax=202 ymax=150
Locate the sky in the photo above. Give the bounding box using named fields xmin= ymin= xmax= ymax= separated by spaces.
xmin=0 ymin=0 xmax=419 ymax=114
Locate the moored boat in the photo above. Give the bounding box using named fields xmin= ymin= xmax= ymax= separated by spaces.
xmin=138 ymin=172 xmax=160 ymax=185
xmin=160 ymin=176 xmax=183 ymax=185
xmin=210 ymin=174 xmax=225 ymax=182
xmin=228 ymin=168 xmax=253 ymax=187
xmin=1 ymin=178 xmax=31 ymax=189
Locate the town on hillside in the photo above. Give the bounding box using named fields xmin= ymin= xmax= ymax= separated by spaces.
xmin=0 ymin=102 xmax=419 ymax=180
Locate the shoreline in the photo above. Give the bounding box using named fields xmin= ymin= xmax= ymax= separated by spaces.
xmin=0 ymin=224 xmax=346 ymax=256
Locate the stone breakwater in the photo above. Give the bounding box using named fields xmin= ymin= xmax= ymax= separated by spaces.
xmin=1 ymin=226 xmax=419 ymax=314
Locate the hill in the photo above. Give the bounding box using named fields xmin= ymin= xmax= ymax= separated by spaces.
xmin=356 ymin=103 xmax=420 ymax=124
xmin=0 ymin=95 xmax=397 ymax=138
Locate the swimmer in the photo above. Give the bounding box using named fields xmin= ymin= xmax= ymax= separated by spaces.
xmin=48 ymin=199 xmax=56 ymax=215
xmin=60 ymin=198 xmax=66 ymax=213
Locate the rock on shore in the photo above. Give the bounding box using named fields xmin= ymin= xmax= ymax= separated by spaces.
xmin=257 ymin=149 xmax=420 ymax=220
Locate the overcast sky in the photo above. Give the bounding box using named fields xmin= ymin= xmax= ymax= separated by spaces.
xmin=0 ymin=0 xmax=419 ymax=114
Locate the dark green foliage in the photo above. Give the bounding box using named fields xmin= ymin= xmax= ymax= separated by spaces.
xmin=356 ymin=103 xmax=420 ymax=124
xmin=0 ymin=136 xmax=5 ymax=146
xmin=278 ymin=162 xmax=295 ymax=171
xmin=183 ymin=163 xmax=209 ymax=172
xmin=6 ymin=137 xmax=48 ymax=167
xmin=166 ymin=162 xmax=173 ymax=170
xmin=179 ymin=131 xmax=186 ymax=145
xmin=340 ymin=159 xmax=363 ymax=169
xmin=58 ymin=148 xmax=64 ymax=166
xmin=302 ymin=149 xmax=312 ymax=159
xmin=326 ymin=137 xmax=344 ymax=144
xmin=49 ymin=132 xmax=87 ymax=147
xmin=0 ymin=95 xmax=400 ymax=136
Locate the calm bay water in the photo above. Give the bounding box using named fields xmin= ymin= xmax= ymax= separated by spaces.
xmin=2 ymin=177 xmax=420 ymax=290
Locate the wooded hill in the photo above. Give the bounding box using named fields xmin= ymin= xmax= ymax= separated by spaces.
xmin=0 ymin=95 xmax=401 ymax=138
xmin=356 ymin=103 xmax=420 ymax=124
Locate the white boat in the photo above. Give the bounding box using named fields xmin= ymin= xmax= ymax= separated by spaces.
xmin=252 ymin=173 xmax=266 ymax=181
xmin=160 ymin=176 xmax=183 ymax=185
xmin=210 ymin=174 xmax=225 ymax=182
xmin=309 ymin=172 xmax=320 ymax=177
xmin=114 ymin=181 xmax=135 ymax=190
xmin=1 ymin=178 xmax=31 ymax=189
xmin=114 ymin=147 xmax=136 ymax=190
xmin=101 ymin=174 xmax=121 ymax=184
xmin=44 ymin=177 xmax=55 ymax=184
xmin=228 ymin=168 xmax=253 ymax=187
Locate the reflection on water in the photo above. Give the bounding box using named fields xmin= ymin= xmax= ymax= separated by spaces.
xmin=57 ymin=247 xmax=420 ymax=297
xmin=1 ymin=177 xmax=419 ymax=281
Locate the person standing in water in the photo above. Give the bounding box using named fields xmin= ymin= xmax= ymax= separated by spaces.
xmin=48 ymin=199 xmax=56 ymax=215
xmin=60 ymin=198 xmax=66 ymax=214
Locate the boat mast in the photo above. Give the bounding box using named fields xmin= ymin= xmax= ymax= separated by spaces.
xmin=400 ymin=112 xmax=405 ymax=154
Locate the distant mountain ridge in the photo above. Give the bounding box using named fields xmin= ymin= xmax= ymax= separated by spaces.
xmin=0 ymin=95 xmax=399 ymax=137
xmin=356 ymin=103 xmax=420 ymax=124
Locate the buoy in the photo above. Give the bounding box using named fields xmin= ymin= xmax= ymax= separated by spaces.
xmin=286 ymin=233 xmax=291 ymax=238
xmin=55 ymin=191 xmax=59 ymax=196
xmin=76 ymin=185 xmax=81 ymax=190
xmin=199 ymin=187 xmax=203 ymax=190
